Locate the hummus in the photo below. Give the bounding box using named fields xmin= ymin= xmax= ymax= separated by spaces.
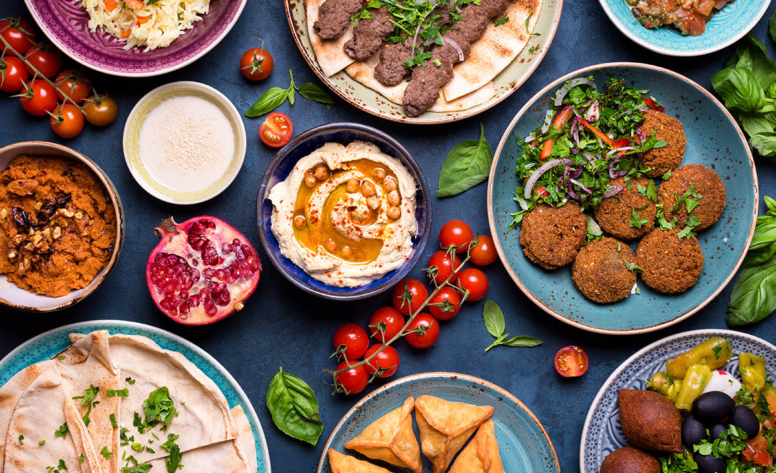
xmin=269 ymin=141 xmax=418 ymax=287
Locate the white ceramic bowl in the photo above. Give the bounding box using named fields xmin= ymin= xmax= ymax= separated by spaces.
xmin=123 ymin=81 xmax=247 ymax=204
xmin=0 ymin=141 xmax=125 ymax=312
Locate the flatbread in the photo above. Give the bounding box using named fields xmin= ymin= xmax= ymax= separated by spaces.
xmin=147 ymin=438 xmax=253 ymax=473
xmin=233 ymin=406 xmax=259 ymax=473
xmin=307 ymin=0 xmax=356 ymax=77
xmin=443 ymin=0 xmax=542 ymax=101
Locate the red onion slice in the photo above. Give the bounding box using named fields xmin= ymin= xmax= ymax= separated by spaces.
xmin=571 ymin=119 xmax=580 ymax=145
xmin=606 ymin=146 xmax=635 ymax=157
xmin=523 ymin=158 xmax=570 ymax=199
xmin=603 ymin=185 xmax=624 ymax=199
xmin=443 ymin=37 xmax=464 ymax=62
xmin=554 ymin=78 xmax=597 ymax=106
xmin=584 ymin=100 xmax=599 ymax=122
xmin=635 ymin=128 xmax=646 ymax=142
xmin=586 ymin=215 xmax=603 ymax=236
xmin=540 ymin=109 xmax=555 ymax=134
xmin=524 ymin=135 xmax=536 ymax=143
xmin=570 ymin=179 xmax=591 ymax=195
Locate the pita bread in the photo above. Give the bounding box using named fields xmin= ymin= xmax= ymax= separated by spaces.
xmin=414 ymin=395 xmax=494 ymax=473
xmin=448 ymin=420 xmax=504 ymax=473
xmin=146 ymin=437 xmax=252 ymax=473
xmin=307 ymin=0 xmax=356 ymax=77
xmin=233 ymin=406 xmax=259 ymax=473
xmin=344 ymin=397 xmax=422 ymax=473
xmin=328 ymin=449 xmax=393 ymax=473
xmin=443 ymin=0 xmax=542 ymax=101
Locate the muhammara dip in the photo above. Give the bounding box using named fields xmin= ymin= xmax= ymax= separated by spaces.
xmin=269 ymin=141 xmax=418 ymax=287
xmin=0 ymin=155 xmax=117 ymax=297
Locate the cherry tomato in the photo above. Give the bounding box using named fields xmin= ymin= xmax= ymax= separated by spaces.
xmin=259 ymin=112 xmax=293 ymax=147
xmin=24 ymin=44 xmax=62 ymax=78
xmin=0 ymin=19 xmax=35 ymax=55
xmin=55 ymin=69 xmax=90 ymax=104
xmin=50 ymin=103 xmax=85 ymax=139
xmin=428 ymin=286 xmax=462 ymax=321
xmin=439 ymin=220 xmax=473 ymax=253
xmin=470 ymin=235 xmax=497 ymax=266
xmin=364 ymin=345 xmax=400 ymax=378
xmin=554 ymin=346 xmax=589 ymax=378
xmin=405 ymin=313 xmax=439 ymax=349
xmin=332 ymin=323 xmax=369 ymax=360
xmin=458 ymin=268 xmax=488 ymax=302
xmin=644 ymin=97 xmax=665 ymax=112
xmin=392 ymin=279 xmax=428 ymax=316
xmin=426 ymin=250 xmax=461 ymax=285
xmin=534 ymin=185 xmax=550 ymax=198
xmin=0 ymin=57 xmax=29 ymax=93
xmin=334 ymin=361 xmax=369 ymax=395
xmin=82 ymin=94 xmax=118 ymax=126
xmin=20 ymin=80 xmax=57 ymax=116
xmin=240 ymin=46 xmax=274 ymax=81
xmin=368 ymin=307 xmax=405 ymax=343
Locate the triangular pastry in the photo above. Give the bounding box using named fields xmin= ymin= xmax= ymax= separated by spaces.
xmin=448 ymin=420 xmax=504 ymax=473
xmin=328 ymin=449 xmax=393 ymax=473
xmin=414 ymin=395 xmax=494 ymax=473
xmin=344 ymin=397 xmax=422 ymax=473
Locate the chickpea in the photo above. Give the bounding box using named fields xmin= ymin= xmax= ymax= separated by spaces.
xmin=304 ymin=174 xmax=317 ymax=188
xmin=354 ymin=249 xmax=367 ymax=260
xmin=346 ymin=178 xmax=360 ymax=193
xmin=325 ymin=239 xmax=338 ymax=253
xmin=387 ymin=190 xmax=401 ymax=206
xmin=384 ymin=176 xmax=398 ymax=192
xmin=361 ymin=180 xmax=377 ymax=197
xmin=314 ymin=165 xmax=330 ymax=181
xmin=387 ymin=205 xmax=401 ymax=219
xmin=367 ymin=195 xmax=381 ymax=210
xmin=341 ymin=246 xmax=353 ymax=259
xmin=293 ymin=215 xmax=307 ymax=230
xmin=373 ymin=168 xmax=386 ymax=182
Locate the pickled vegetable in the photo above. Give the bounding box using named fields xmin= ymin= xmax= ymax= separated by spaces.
xmin=666 ymin=338 xmax=733 ymax=379
xmin=739 ymin=353 xmax=767 ymax=395
xmin=647 ymin=372 xmax=681 ymax=403
xmin=675 ymin=364 xmax=712 ymax=411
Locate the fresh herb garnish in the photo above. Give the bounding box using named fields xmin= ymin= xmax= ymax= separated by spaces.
xmin=72 ymin=385 xmax=100 ymax=427
xmin=266 ymin=368 xmax=324 ymax=446
xmin=100 ymin=446 xmax=113 ymax=459
xmin=437 ymin=124 xmax=493 ymax=197
xmin=245 ymin=70 xmax=335 ymax=117
xmin=18 ymin=435 xmax=23 ymax=445
xmin=55 ymin=423 xmax=69 ymax=439
xmin=110 ymin=414 xmax=118 ymax=428
xmin=482 ymin=300 xmax=543 ymax=353
xmin=107 ymin=388 xmax=129 ymax=397
xmin=494 ymin=14 xmax=508 ymax=26
xmin=629 ymin=206 xmax=649 ymax=229
xmin=141 ymin=387 xmax=177 ymax=431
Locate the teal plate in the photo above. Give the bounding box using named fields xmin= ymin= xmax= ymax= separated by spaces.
xmin=0 ymin=320 xmax=271 ymax=473
xmin=598 ymin=0 xmax=771 ymax=56
xmin=487 ymin=63 xmax=758 ymax=335
xmin=317 ymin=372 xmax=559 ymax=473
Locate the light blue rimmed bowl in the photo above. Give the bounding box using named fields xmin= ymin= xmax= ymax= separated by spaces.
xmin=580 ymin=329 xmax=776 ymax=472
xmin=487 ymin=62 xmax=758 ymax=335
xmin=317 ymin=372 xmax=560 ymax=473
xmin=599 ymin=0 xmax=771 ymax=56
xmin=0 ymin=320 xmax=271 ymax=473
xmin=256 ymin=123 xmax=432 ymax=301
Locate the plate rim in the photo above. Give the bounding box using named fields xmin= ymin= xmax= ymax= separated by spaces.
xmin=0 ymin=319 xmax=272 ymax=473
xmin=284 ymin=0 xmax=563 ymax=124
xmin=578 ymin=329 xmax=776 ymax=472
xmin=597 ymin=0 xmax=772 ymax=57
xmin=315 ymin=371 xmax=560 ymax=473
xmin=486 ymin=61 xmax=759 ymax=335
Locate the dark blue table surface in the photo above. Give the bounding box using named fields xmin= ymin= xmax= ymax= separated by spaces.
xmin=2 ymin=1 xmax=776 ymax=471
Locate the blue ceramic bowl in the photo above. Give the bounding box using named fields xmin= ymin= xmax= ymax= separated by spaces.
xmin=580 ymin=330 xmax=776 ymax=472
xmin=599 ymin=0 xmax=771 ymax=56
xmin=256 ymin=123 xmax=432 ymax=301
xmin=487 ymin=63 xmax=758 ymax=335
xmin=317 ymin=372 xmax=560 ymax=473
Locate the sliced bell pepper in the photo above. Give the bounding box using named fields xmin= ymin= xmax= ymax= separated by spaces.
xmin=644 ymin=97 xmax=665 ymax=112
xmin=540 ymin=106 xmax=574 ymax=160
xmin=120 ymin=29 xmax=131 ymax=38
xmin=104 ymin=0 xmax=118 ymax=11
xmin=136 ymin=16 xmax=151 ymax=25
xmin=125 ymin=0 xmax=145 ymax=9
xmin=575 ymin=117 xmax=616 ymax=148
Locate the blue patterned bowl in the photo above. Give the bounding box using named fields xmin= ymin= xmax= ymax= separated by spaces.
xmin=598 ymin=0 xmax=771 ymax=56
xmin=0 ymin=320 xmax=270 ymax=473
xmin=256 ymin=123 xmax=432 ymax=301
xmin=580 ymin=329 xmax=776 ymax=472
xmin=487 ymin=63 xmax=758 ymax=334
xmin=318 ymin=372 xmax=560 ymax=473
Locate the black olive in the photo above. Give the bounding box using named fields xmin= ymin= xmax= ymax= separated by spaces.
xmin=692 ymin=392 xmax=735 ymax=425
xmin=710 ymin=423 xmax=727 ymax=440
xmin=696 ymin=452 xmax=727 ymax=473
xmin=682 ymin=415 xmax=708 ymax=448
xmin=729 ymin=405 xmax=760 ymax=439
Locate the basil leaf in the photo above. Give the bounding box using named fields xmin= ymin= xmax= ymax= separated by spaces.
xmin=726 ymin=256 xmax=776 ymax=327
xmin=712 ymin=68 xmax=766 ymax=113
xmin=771 ymin=10 xmax=776 ymax=45
xmin=482 ymin=300 xmax=505 ymax=338
xmin=437 ymin=124 xmax=493 ymax=197
xmin=298 ymin=83 xmax=335 ymax=109
xmin=734 ymin=36 xmax=776 ymax=89
xmin=501 ymin=335 xmax=543 ymax=348
xmin=266 ymin=368 xmax=323 ymax=446
xmin=749 ymin=132 xmax=776 ymax=157
xmin=244 ymin=87 xmax=288 ymax=117
xmin=739 ymin=113 xmax=776 ymax=137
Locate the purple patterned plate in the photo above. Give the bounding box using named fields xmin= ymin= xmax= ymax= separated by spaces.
xmin=24 ymin=0 xmax=247 ymax=77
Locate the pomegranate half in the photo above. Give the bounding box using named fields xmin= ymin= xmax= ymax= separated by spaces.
xmin=146 ymin=216 xmax=261 ymax=325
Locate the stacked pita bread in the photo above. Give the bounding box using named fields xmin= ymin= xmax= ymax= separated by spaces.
xmin=0 ymin=331 xmax=258 ymax=473
xmin=329 ymin=395 xmax=504 ymax=473
xmin=307 ymin=0 xmax=543 ymax=115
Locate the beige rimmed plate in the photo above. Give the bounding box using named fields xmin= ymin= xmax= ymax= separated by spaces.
xmin=123 ymin=81 xmax=247 ymax=205
xmin=285 ymin=0 xmax=563 ymax=124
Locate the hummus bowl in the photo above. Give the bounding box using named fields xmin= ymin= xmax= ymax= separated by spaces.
xmin=257 ymin=123 xmax=431 ymax=300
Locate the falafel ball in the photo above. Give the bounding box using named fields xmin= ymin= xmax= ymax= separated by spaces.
xmin=594 ymin=177 xmax=657 ymax=241
xmin=572 ymin=237 xmax=638 ymax=304
xmin=658 ymin=164 xmax=726 ymax=231
xmin=637 ymin=110 xmax=686 ymax=178
xmin=520 ymin=203 xmax=587 ymax=270
xmin=636 ymin=228 xmax=703 ymax=294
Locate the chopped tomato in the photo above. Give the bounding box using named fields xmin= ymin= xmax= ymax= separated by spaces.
xmin=136 ymin=16 xmax=151 ymax=25
xmin=540 ymin=106 xmax=574 ymax=160
xmin=259 ymin=112 xmax=293 ymax=148
xmin=125 ymin=0 xmax=145 ymax=8
xmin=643 ymin=97 xmax=665 ymax=112
xmin=743 ymin=434 xmax=772 ymax=467
xmin=575 ymin=117 xmax=615 ymax=148
xmin=534 ymin=185 xmax=549 ymax=198
xmin=612 ymin=137 xmax=630 ymax=148
xmin=120 ymin=30 xmax=131 ymax=38
xmin=554 ymin=346 xmax=589 ymax=377
xmin=104 ymin=0 xmax=118 ymax=11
